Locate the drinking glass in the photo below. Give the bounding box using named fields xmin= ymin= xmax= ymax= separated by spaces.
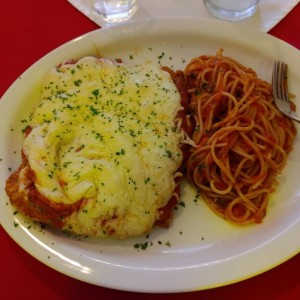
xmin=91 ymin=0 xmax=138 ymax=23
xmin=203 ymin=0 xmax=260 ymax=22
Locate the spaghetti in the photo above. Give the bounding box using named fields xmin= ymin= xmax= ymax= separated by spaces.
xmin=184 ymin=49 xmax=297 ymax=225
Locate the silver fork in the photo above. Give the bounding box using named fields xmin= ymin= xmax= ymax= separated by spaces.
xmin=272 ymin=61 xmax=300 ymax=124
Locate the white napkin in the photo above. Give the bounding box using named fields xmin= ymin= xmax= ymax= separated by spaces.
xmin=68 ymin=0 xmax=299 ymax=32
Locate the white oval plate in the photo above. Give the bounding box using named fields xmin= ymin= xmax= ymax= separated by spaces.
xmin=1 ymin=18 xmax=300 ymax=293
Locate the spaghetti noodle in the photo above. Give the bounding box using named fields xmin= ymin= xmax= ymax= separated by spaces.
xmin=184 ymin=49 xmax=297 ymax=225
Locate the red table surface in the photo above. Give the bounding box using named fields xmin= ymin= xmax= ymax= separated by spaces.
xmin=1 ymin=1 xmax=300 ymax=299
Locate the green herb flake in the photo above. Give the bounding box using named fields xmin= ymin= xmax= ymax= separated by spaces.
xmin=92 ymin=89 xmax=100 ymax=97
xmin=158 ymin=52 xmax=165 ymax=60
xmin=116 ymin=148 xmax=126 ymax=156
xmin=74 ymin=79 xmax=82 ymax=86
xmin=90 ymin=106 xmax=100 ymax=115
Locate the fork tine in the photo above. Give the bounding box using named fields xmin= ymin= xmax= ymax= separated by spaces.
xmin=273 ymin=62 xmax=283 ymax=99
xmin=272 ymin=61 xmax=300 ymax=124
xmin=279 ymin=62 xmax=289 ymax=102
xmin=272 ymin=61 xmax=279 ymax=99
xmin=274 ymin=62 xmax=283 ymax=100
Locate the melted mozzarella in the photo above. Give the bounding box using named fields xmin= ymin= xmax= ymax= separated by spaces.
xmin=23 ymin=57 xmax=183 ymax=238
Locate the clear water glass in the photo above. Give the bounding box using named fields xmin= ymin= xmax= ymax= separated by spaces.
xmin=203 ymin=0 xmax=260 ymax=22
xmin=91 ymin=0 xmax=138 ymax=23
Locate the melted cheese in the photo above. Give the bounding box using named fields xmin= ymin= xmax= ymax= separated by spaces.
xmin=23 ymin=57 xmax=183 ymax=238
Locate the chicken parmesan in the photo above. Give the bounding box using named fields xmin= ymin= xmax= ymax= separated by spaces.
xmin=6 ymin=57 xmax=185 ymax=239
